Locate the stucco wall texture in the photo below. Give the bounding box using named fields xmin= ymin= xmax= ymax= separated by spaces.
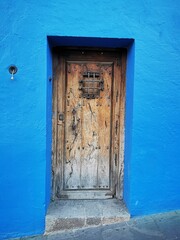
xmin=0 ymin=0 xmax=180 ymax=239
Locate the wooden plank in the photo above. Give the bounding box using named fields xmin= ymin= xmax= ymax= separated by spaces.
xmin=97 ymin=63 xmax=112 ymax=189
xmin=117 ymin=49 xmax=127 ymax=199
xmin=80 ymin=95 xmax=99 ymax=189
xmin=56 ymin=55 xmax=66 ymax=198
xmin=52 ymin=54 xmax=66 ymax=199
xmin=80 ymin=63 xmax=99 ymax=189
xmin=110 ymin=54 xmax=121 ymax=199
xmin=64 ymin=62 xmax=82 ymax=190
xmin=110 ymin=54 xmax=121 ymax=198
xmin=52 ymin=52 xmax=59 ymax=200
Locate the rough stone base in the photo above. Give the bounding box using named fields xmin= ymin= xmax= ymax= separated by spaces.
xmin=45 ymin=199 xmax=130 ymax=233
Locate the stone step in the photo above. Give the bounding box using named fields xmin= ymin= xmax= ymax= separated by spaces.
xmin=45 ymin=199 xmax=130 ymax=233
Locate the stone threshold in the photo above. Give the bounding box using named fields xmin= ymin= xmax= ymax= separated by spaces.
xmin=45 ymin=199 xmax=130 ymax=233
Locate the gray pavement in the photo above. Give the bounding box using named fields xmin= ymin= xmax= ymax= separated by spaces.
xmin=14 ymin=210 xmax=180 ymax=240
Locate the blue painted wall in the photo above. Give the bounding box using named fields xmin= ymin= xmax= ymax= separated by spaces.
xmin=0 ymin=0 xmax=180 ymax=238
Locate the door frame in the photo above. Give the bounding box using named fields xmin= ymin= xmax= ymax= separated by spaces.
xmin=52 ymin=47 xmax=127 ymax=200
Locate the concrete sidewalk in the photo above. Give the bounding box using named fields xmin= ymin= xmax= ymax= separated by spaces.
xmin=14 ymin=210 xmax=180 ymax=240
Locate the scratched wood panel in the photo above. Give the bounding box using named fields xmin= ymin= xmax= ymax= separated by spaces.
xmin=52 ymin=52 xmax=59 ymax=199
xmin=56 ymin=55 xmax=66 ymax=198
xmin=80 ymin=96 xmax=99 ymax=189
xmin=117 ymin=49 xmax=127 ymax=199
xmin=64 ymin=63 xmax=82 ymax=189
xmin=96 ymin=64 xmax=112 ymax=188
xmin=52 ymin=49 xmax=127 ymax=199
xmin=79 ymin=81 xmax=99 ymax=190
xmin=64 ymin=62 xmax=112 ymax=190
xmin=110 ymin=54 xmax=122 ymax=198
xmin=52 ymin=53 xmax=66 ymax=199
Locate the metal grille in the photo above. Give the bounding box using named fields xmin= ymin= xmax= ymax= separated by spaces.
xmin=79 ymin=72 xmax=104 ymax=99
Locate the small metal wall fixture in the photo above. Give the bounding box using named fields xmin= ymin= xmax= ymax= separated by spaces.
xmin=79 ymin=71 xmax=104 ymax=99
xmin=9 ymin=65 xmax=18 ymax=80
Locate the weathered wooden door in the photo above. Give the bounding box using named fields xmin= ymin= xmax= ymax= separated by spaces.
xmin=52 ymin=49 xmax=126 ymax=199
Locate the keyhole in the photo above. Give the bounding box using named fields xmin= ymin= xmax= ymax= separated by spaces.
xmin=9 ymin=65 xmax=18 ymax=80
